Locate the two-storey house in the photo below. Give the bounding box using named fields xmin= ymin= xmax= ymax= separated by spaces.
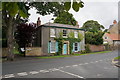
xmin=26 ymin=19 xmax=85 ymax=56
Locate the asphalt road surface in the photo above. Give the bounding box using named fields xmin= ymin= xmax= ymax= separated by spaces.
xmin=2 ymin=50 xmax=119 ymax=79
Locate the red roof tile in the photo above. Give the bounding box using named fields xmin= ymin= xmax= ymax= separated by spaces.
xmin=105 ymin=33 xmax=120 ymax=40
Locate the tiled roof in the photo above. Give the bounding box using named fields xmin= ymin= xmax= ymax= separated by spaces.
xmin=105 ymin=33 xmax=120 ymax=40
xmin=43 ymin=22 xmax=79 ymax=29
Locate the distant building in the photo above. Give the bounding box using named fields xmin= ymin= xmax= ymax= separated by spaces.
xmin=103 ymin=20 xmax=120 ymax=46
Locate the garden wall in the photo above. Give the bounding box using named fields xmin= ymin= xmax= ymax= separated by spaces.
xmin=1 ymin=48 xmax=7 ymax=57
xmin=25 ymin=47 xmax=43 ymax=56
xmin=89 ymin=45 xmax=105 ymax=52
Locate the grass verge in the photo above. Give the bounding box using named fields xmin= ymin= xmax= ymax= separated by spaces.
xmin=114 ymin=56 xmax=120 ymax=60
xmin=36 ymin=51 xmax=111 ymax=59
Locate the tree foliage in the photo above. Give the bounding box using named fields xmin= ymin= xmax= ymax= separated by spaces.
xmin=85 ymin=31 xmax=104 ymax=45
xmin=30 ymin=0 xmax=84 ymax=15
xmin=54 ymin=12 xmax=77 ymax=26
xmin=81 ymin=20 xmax=105 ymax=45
xmin=2 ymin=2 xmax=30 ymax=60
xmin=81 ymin=20 xmax=104 ymax=33
xmin=15 ymin=23 xmax=36 ymax=56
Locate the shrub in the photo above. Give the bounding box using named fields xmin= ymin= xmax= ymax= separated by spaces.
xmin=85 ymin=44 xmax=91 ymax=53
xmin=81 ymin=50 xmax=86 ymax=54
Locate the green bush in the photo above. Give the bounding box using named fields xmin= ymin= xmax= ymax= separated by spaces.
xmin=85 ymin=44 xmax=91 ymax=53
xmin=81 ymin=50 xmax=86 ymax=54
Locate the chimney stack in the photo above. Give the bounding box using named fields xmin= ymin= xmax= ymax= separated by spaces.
xmin=113 ymin=20 xmax=117 ymax=24
xmin=76 ymin=21 xmax=79 ymax=27
xmin=37 ymin=17 xmax=41 ymax=26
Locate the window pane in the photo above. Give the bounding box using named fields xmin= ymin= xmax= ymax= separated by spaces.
xmin=63 ymin=30 xmax=67 ymax=36
xmin=74 ymin=31 xmax=78 ymax=38
xmin=50 ymin=29 xmax=55 ymax=37
xmin=51 ymin=42 xmax=56 ymax=52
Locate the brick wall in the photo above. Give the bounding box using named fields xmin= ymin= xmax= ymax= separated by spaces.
xmin=89 ymin=45 xmax=105 ymax=52
xmin=26 ymin=47 xmax=43 ymax=56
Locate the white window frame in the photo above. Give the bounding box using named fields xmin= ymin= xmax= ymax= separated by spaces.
xmin=50 ymin=28 xmax=55 ymax=37
xmin=74 ymin=31 xmax=78 ymax=38
xmin=74 ymin=42 xmax=78 ymax=52
xmin=50 ymin=41 xmax=56 ymax=53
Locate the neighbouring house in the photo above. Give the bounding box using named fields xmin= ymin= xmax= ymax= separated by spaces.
xmin=103 ymin=33 xmax=120 ymax=46
xmin=103 ymin=20 xmax=120 ymax=46
xmin=26 ymin=18 xmax=85 ymax=56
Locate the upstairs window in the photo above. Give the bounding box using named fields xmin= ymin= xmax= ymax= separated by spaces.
xmin=74 ymin=31 xmax=78 ymax=38
xmin=105 ymin=37 xmax=107 ymax=39
xmin=63 ymin=30 xmax=67 ymax=37
xmin=50 ymin=28 xmax=55 ymax=37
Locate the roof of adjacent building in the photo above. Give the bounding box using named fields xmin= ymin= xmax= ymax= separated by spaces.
xmin=40 ymin=23 xmax=84 ymax=31
xmin=105 ymin=33 xmax=120 ymax=40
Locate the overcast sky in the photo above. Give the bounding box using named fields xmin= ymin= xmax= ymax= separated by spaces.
xmin=28 ymin=0 xmax=119 ymax=29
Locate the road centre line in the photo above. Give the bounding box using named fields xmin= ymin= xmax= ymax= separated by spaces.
xmin=39 ymin=70 xmax=49 ymax=73
xmin=57 ymin=69 xmax=84 ymax=78
xmin=17 ymin=72 xmax=28 ymax=76
xmin=4 ymin=74 xmax=15 ymax=78
xmin=72 ymin=65 xmax=78 ymax=67
xmin=65 ymin=66 xmax=70 ymax=68
xmin=29 ymin=71 xmax=39 ymax=74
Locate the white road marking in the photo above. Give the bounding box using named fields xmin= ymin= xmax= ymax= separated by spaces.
xmin=79 ymin=64 xmax=83 ymax=65
xmin=58 ymin=67 xmax=64 ymax=69
xmin=17 ymin=72 xmax=28 ymax=76
xmin=58 ymin=69 xmax=84 ymax=78
xmin=97 ymin=74 xmax=102 ymax=77
xmin=65 ymin=66 xmax=70 ymax=68
xmin=99 ymin=60 xmax=103 ymax=61
xmin=72 ymin=65 xmax=78 ymax=67
xmin=49 ymin=68 xmax=59 ymax=72
xmin=29 ymin=71 xmax=39 ymax=74
xmin=4 ymin=74 xmax=15 ymax=78
xmin=95 ymin=61 xmax=98 ymax=62
xmin=84 ymin=63 xmax=89 ymax=65
xmin=39 ymin=70 xmax=49 ymax=73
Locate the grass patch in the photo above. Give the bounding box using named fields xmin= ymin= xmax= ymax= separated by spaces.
xmin=36 ymin=51 xmax=111 ymax=59
xmin=114 ymin=56 xmax=120 ymax=60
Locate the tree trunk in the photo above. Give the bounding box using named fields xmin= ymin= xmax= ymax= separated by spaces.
xmin=7 ymin=16 xmax=14 ymax=61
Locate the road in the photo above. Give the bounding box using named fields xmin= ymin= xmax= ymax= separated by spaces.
xmin=2 ymin=50 xmax=119 ymax=79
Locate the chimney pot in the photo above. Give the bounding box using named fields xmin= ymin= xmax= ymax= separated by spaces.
xmin=113 ymin=20 xmax=117 ymax=24
xmin=37 ymin=17 xmax=41 ymax=26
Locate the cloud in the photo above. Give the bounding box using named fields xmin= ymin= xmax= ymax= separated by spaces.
xmin=28 ymin=1 xmax=118 ymax=29
xmin=69 ymin=2 xmax=118 ymax=29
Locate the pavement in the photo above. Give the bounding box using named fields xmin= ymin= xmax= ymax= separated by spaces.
xmin=112 ymin=58 xmax=120 ymax=68
xmin=1 ymin=50 xmax=119 ymax=79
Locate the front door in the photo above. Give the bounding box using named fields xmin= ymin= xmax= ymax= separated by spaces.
xmin=63 ymin=43 xmax=67 ymax=54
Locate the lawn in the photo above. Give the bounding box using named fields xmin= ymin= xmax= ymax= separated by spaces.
xmin=114 ymin=56 xmax=120 ymax=60
xmin=36 ymin=51 xmax=111 ymax=59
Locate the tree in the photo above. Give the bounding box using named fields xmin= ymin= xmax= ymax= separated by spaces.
xmin=81 ymin=20 xmax=106 ymax=45
xmin=15 ymin=23 xmax=36 ymax=57
xmin=54 ymin=12 xmax=77 ymax=26
xmin=30 ymin=0 xmax=84 ymax=14
xmin=81 ymin=20 xmax=104 ymax=33
xmin=2 ymin=2 xmax=30 ymax=60
xmin=85 ymin=31 xmax=104 ymax=45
